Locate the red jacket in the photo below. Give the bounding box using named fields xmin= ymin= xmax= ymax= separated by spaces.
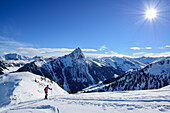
xmin=44 ymin=86 xmax=52 ymax=93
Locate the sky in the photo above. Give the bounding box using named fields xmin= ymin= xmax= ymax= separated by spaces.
xmin=0 ymin=0 xmax=170 ymax=58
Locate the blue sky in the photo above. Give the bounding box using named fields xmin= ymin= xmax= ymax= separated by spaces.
xmin=0 ymin=0 xmax=170 ymax=57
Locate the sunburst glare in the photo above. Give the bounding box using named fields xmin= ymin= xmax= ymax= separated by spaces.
xmin=130 ymin=0 xmax=169 ymax=24
xmin=145 ymin=8 xmax=157 ymax=21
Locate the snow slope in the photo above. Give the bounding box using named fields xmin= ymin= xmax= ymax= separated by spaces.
xmin=0 ymin=72 xmax=68 ymax=107
xmin=0 ymin=85 xmax=170 ymax=113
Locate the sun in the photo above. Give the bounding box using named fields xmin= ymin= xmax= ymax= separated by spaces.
xmin=145 ymin=8 xmax=157 ymax=21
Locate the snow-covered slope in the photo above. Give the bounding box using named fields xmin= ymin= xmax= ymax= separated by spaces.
xmin=0 ymin=72 xmax=68 ymax=107
xmin=17 ymin=48 xmax=124 ymax=92
xmin=0 ymin=85 xmax=169 ymax=113
xmin=82 ymin=58 xmax=170 ymax=92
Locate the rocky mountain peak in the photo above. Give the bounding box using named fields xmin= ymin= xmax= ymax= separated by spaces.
xmin=70 ymin=47 xmax=85 ymax=59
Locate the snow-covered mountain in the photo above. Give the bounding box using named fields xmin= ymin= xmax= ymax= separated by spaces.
xmin=0 ymin=72 xmax=68 ymax=107
xmin=134 ymin=56 xmax=162 ymax=65
xmin=0 ymin=53 xmax=46 ymax=74
xmin=103 ymin=56 xmax=166 ymax=72
xmin=0 ymin=60 xmax=30 ymax=75
xmin=17 ymin=48 xmax=124 ymax=93
xmin=0 ymin=53 xmax=31 ymax=74
xmin=103 ymin=57 xmax=145 ymax=72
xmin=81 ymin=58 xmax=170 ymax=92
xmin=0 ymin=53 xmax=29 ymax=61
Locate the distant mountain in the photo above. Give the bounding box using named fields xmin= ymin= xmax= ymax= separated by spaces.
xmin=0 ymin=53 xmax=29 ymax=61
xmin=0 ymin=53 xmax=32 ymax=74
xmin=81 ymin=58 xmax=170 ymax=92
xmin=134 ymin=56 xmax=161 ymax=65
xmin=17 ymin=48 xmax=124 ymax=93
xmin=103 ymin=57 xmax=145 ymax=72
xmin=103 ymin=56 xmax=168 ymax=72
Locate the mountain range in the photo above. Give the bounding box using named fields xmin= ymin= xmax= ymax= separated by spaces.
xmin=0 ymin=48 xmax=169 ymax=93
xmin=82 ymin=58 xmax=170 ymax=93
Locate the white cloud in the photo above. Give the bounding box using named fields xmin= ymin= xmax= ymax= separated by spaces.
xmin=82 ymin=49 xmax=98 ymax=52
xmin=158 ymin=45 xmax=170 ymax=49
xmin=99 ymin=45 xmax=107 ymax=51
xmin=84 ymin=51 xmax=132 ymax=58
xmin=18 ymin=48 xmax=75 ymax=54
xmin=158 ymin=47 xmax=164 ymax=49
xmin=165 ymin=45 xmax=170 ymax=48
xmin=145 ymin=47 xmax=152 ymax=49
xmin=133 ymin=52 xmax=146 ymax=56
xmin=17 ymin=48 xmax=97 ymax=55
xmin=130 ymin=47 xmax=141 ymax=50
xmin=143 ymin=52 xmax=170 ymax=57
xmin=132 ymin=51 xmax=170 ymax=57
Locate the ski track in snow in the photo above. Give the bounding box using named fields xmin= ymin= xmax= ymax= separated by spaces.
xmin=1 ymin=86 xmax=170 ymax=113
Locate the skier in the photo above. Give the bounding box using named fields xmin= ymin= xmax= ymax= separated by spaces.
xmin=44 ymin=85 xmax=52 ymax=99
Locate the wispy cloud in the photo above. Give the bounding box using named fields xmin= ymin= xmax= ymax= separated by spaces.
xmin=0 ymin=36 xmax=32 ymax=47
xmin=99 ymin=45 xmax=107 ymax=51
xmin=39 ymin=52 xmax=71 ymax=58
xmin=18 ymin=48 xmax=74 ymax=54
xmin=133 ymin=52 xmax=146 ymax=56
xmin=132 ymin=51 xmax=170 ymax=57
xmin=159 ymin=47 xmax=164 ymax=49
xmin=85 ymin=51 xmax=132 ymax=58
xmin=159 ymin=45 xmax=170 ymax=49
xmin=0 ymin=36 xmax=98 ymax=56
xmin=82 ymin=49 xmax=98 ymax=52
xmin=143 ymin=52 xmax=170 ymax=57
xmin=17 ymin=48 xmax=97 ymax=55
xmin=2 ymin=24 xmax=21 ymax=36
xmin=0 ymin=36 xmax=33 ymax=56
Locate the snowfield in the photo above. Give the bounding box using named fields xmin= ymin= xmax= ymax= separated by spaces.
xmin=0 ymin=72 xmax=170 ymax=113
xmin=0 ymin=72 xmax=68 ymax=107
